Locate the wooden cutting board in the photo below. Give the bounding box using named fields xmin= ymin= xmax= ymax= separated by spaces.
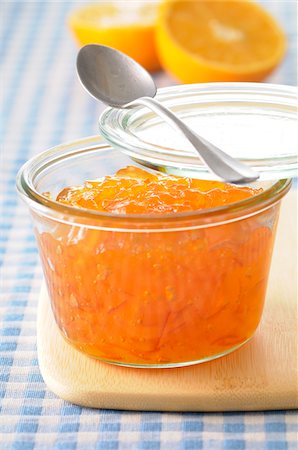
xmin=37 ymin=190 xmax=298 ymax=411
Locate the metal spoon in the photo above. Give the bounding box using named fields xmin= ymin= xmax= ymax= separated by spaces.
xmin=77 ymin=44 xmax=259 ymax=184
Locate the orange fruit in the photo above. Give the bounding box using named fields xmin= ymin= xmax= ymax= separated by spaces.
xmin=156 ymin=0 xmax=286 ymax=82
xmin=68 ymin=3 xmax=160 ymax=72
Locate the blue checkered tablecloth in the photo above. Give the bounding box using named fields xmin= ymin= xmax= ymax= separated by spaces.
xmin=0 ymin=1 xmax=297 ymax=449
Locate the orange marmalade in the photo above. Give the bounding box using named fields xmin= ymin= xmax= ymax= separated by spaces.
xmin=38 ymin=166 xmax=277 ymax=366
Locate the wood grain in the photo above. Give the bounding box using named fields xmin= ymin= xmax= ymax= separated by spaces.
xmin=37 ymin=190 xmax=298 ymax=411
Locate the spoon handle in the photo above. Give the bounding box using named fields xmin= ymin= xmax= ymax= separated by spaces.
xmin=130 ymin=96 xmax=259 ymax=184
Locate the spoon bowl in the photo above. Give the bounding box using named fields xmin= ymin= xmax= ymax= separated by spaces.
xmin=77 ymin=44 xmax=157 ymax=107
xmin=77 ymin=44 xmax=260 ymax=184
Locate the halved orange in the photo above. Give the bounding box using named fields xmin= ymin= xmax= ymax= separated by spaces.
xmin=68 ymin=2 xmax=161 ymax=72
xmin=156 ymin=0 xmax=286 ymax=82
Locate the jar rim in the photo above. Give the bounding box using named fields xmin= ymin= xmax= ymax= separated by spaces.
xmin=16 ymin=135 xmax=292 ymax=228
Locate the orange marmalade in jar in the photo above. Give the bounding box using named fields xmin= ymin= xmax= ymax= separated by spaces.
xmin=35 ymin=164 xmax=284 ymax=367
xmin=17 ymin=84 xmax=296 ymax=367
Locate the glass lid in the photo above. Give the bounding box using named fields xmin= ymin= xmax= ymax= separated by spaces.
xmin=99 ymin=83 xmax=298 ymax=181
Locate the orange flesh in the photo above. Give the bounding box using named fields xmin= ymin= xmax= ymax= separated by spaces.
xmin=166 ymin=1 xmax=283 ymax=67
xmin=38 ymin=166 xmax=277 ymax=365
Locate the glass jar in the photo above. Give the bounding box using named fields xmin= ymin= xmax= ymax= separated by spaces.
xmin=99 ymin=83 xmax=297 ymax=180
xmin=17 ymin=135 xmax=291 ymax=367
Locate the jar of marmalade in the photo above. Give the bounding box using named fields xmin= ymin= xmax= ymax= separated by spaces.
xmin=17 ymin=83 xmax=296 ymax=367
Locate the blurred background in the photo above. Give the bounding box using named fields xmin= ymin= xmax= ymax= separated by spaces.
xmin=1 ymin=0 xmax=297 ymax=162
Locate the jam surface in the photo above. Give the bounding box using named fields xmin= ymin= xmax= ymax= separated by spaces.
xmin=56 ymin=166 xmax=261 ymax=214
xmin=38 ymin=166 xmax=277 ymax=365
